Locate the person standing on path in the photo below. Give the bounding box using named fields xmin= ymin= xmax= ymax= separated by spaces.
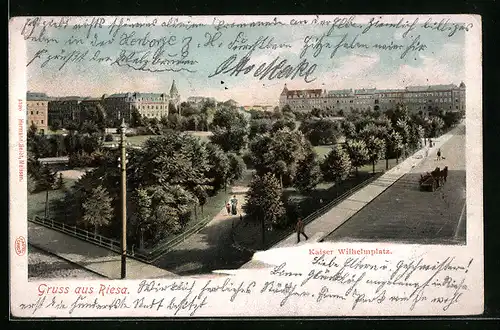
xmin=437 ymin=148 xmax=442 ymax=161
xmin=226 ymin=202 xmax=231 ymax=215
xmin=296 ymin=218 xmax=308 ymax=243
xmin=231 ymin=195 xmax=238 ymax=215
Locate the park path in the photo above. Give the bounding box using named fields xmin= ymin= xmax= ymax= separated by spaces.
xmin=239 ymin=125 xmax=462 ymax=269
xmin=153 ymin=188 xmax=252 ymax=275
xmin=28 ymin=222 xmax=178 ymax=279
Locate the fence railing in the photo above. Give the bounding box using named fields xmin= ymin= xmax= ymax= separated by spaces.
xmin=30 ymin=214 xmax=210 ymax=264
xmin=31 ymin=215 xmax=122 ymax=253
xmin=266 ymin=172 xmax=383 ymax=249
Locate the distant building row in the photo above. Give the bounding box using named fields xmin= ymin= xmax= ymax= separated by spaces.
xmin=26 ymin=81 xmax=181 ymax=133
xmin=279 ymin=82 xmax=466 ymax=114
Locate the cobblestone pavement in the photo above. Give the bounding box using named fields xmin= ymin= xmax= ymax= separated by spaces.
xmin=28 ymin=245 xmax=103 ymax=280
xmin=323 ymin=125 xmax=466 ymax=244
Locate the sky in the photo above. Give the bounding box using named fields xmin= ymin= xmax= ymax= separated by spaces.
xmin=24 ymin=16 xmax=467 ymax=106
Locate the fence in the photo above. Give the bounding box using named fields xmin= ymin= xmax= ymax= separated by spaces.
xmin=268 ymin=172 xmax=382 ymax=248
xmin=30 ymin=214 xmax=210 ymax=264
xmin=231 ymin=172 xmax=383 ymax=252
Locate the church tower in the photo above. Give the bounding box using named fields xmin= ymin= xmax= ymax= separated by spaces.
xmin=169 ymin=80 xmax=180 ymax=106
xmin=279 ymin=84 xmax=289 ymax=109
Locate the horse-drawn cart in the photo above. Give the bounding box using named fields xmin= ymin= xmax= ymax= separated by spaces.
xmin=419 ymin=166 xmax=448 ymax=192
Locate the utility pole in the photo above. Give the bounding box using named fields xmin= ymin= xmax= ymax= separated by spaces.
xmin=119 ymin=119 xmax=127 ymax=279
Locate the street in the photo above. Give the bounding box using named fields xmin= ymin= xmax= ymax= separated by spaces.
xmin=323 ymin=125 xmax=466 ymax=244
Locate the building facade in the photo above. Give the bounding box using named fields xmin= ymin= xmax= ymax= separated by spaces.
xmin=103 ymin=80 xmax=181 ymax=124
xmin=279 ymin=82 xmax=466 ymax=115
xmin=26 ymin=92 xmax=50 ymax=133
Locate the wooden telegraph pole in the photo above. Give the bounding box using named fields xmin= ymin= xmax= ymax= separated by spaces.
xmin=120 ymin=119 xmax=127 ymax=279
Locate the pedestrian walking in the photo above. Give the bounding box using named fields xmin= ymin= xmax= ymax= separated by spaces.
xmin=443 ymin=166 xmax=448 ymax=182
xmin=230 ymin=195 xmax=238 ymax=215
xmin=296 ymin=218 xmax=309 ymax=243
xmin=437 ymin=148 xmax=442 ymax=161
xmin=429 ymin=139 xmax=433 ymax=148
xmin=226 ymin=202 xmax=231 ymax=215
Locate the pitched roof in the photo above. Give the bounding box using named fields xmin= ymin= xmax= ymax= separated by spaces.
xmin=26 ymin=92 xmax=50 ymax=101
xmin=170 ymin=80 xmax=179 ymax=97
xmin=327 ymin=89 xmax=354 ymax=96
xmin=107 ymin=92 xmax=169 ymax=99
xmin=354 ymin=88 xmax=377 ymax=95
xmin=286 ymin=89 xmax=323 ymax=97
xmin=405 ymin=84 xmax=458 ymax=92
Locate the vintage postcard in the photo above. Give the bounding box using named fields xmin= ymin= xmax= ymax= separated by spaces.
xmin=9 ymin=14 xmax=483 ymax=317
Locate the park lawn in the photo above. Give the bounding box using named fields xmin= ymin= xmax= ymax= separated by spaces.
xmin=313 ymin=145 xmax=335 ymax=160
xmin=27 ymin=178 xmax=77 ymax=220
xmin=125 ymin=135 xmax=157 ymax=146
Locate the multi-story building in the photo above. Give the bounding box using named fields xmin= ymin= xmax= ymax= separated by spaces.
xmin=279 ymin=82 xmax=466 ymax=115
xmin=48 ymin=96 xmax=107 ymax=128
xmin=402 ymin=83 xmax=466 ymax=114
xmin=26 ymin=92 xmax=50 ymax=133
xmin=48 ymin=97 xmax=84 ymax=127
xmin=103 ymin=80 xmax=180 ymax=124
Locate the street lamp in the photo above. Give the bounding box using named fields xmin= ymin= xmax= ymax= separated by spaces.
xmin=119 ymin=119 xmax=127 ymax=279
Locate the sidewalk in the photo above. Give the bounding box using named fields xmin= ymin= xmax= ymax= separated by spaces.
xmin=28 ymin=222 xmax=179 ymax=279
xmin=239 ymin=126 xmax=460 ymax=268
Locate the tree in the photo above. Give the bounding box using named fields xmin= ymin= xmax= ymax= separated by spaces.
xmin=38 ymin=164 xmax=56 ymax=218
xmin=394 ymin=118 xmax=410 ymax=157
xmin=385 ymin=130 xmax=404 ymax=167
xmin=320 ymin=144 xmax=352 ymax=183
xmin=79 ymin=120 xmax=100 ymax=134
xmin=341 ymin=120 xmax=357 ymax=140
xmin=243 ymin=172 xmax=285 ymax=246
xmin=205 ymin=142 xmax=231 ymax=194
xmin=429 ymin=116 xmax=445 ymax=138
xmin=408 ymin=122 xmax=425 ymax=151
xmin=27 ymin=124 xmax=52 ymax=159
xmin=249 ymin=118 xmax=273 ymax=140
xmin=187 ymin=115 xmax=200 ymax=131
xmin=299 ymin=119 xmax=340 ymax=146
xmin=227 ymin=152 xmax=246 ymax=184
xmin=49 ymin=119 xmax=62 ymax=132
xmin=249 ymin=130 xmax=309 ymax=187
xmin=281 ymin=104 xmax=292 ymax=113
xmin=130 ymin=108 xmax=143 ymax=127
xmin=344 ymin=139 xmax=369 ymax=176
xmin=294 ymin=150 xmax=323 ymax=193
xmin=133 ymin=131 xmax=212 ymax=205
xmin=364 ymin=136 xmax=386 ymax=174
xmin=81 ymin=185 xmax=113 ymax=235
xmin=210 ymin=126 xmax=248 ymax=153
xmin=272 ymin=119 xmax=296 ymax=133
xmin=133 ymin=188 xmax=152 ymax=249
xmin=212 ymin=107 xmax=248 ymax=130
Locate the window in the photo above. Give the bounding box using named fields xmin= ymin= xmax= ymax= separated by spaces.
xmin=36 ymin=111 xmax=39 ymax=114
xmin=41 ymin=120 xmax=44 ymax=124
xmin=30 ymin=111 xmax=33 ymax=115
